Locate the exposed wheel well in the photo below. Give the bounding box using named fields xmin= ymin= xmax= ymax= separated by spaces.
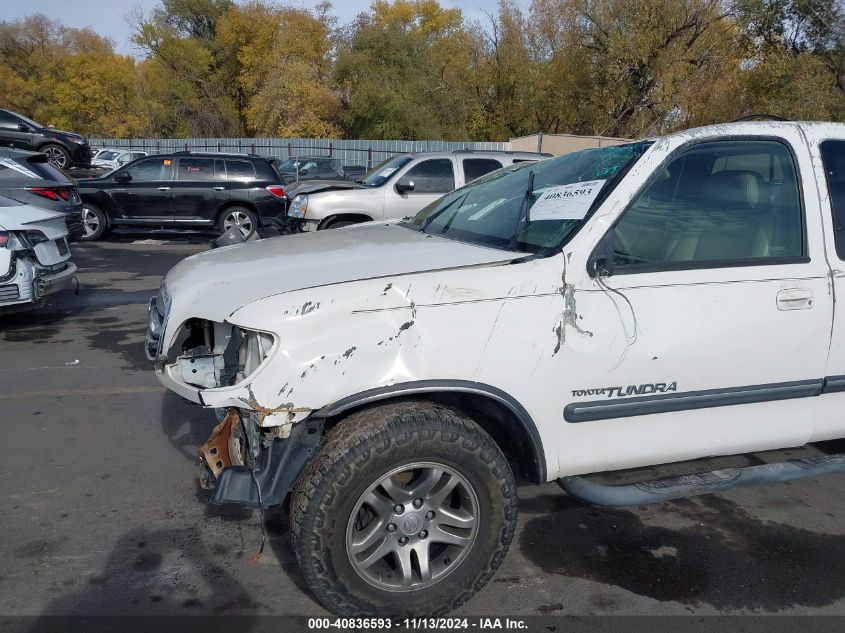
xmin=317 ymin=390 xmax=546 ymax=484
xmin=319 ymin=213 xmax=373 ymax=229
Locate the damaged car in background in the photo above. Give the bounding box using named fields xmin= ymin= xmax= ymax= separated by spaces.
xmin=149 ymin=121 xmax=845 ymax=616
xmin=0 ymin=195 xmax=77 ymax=313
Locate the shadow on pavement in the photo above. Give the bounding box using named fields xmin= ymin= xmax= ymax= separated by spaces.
xmin=27 ymin=526 xmax=264 ymax=622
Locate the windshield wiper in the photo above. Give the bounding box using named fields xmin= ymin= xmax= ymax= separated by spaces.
xmin=508 ymin=170 xmax=534 ymax=251
xmin=419 ymin=192 xmax=469 ymax=232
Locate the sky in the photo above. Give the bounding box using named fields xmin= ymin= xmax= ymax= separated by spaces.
xmin=0 ymin=0 xmax=524 ymax=56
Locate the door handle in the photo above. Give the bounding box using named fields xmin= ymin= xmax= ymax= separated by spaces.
xmin=213 ymin=186 xmax=224 ymax=191
xmin=158 ymin=186 xmax=170 ymax=191
xmin=777 ymin=288 xmax=814 ymax=310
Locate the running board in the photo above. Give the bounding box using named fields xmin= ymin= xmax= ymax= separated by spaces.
xmin=558 ymin=453 xmax=845 ymax=507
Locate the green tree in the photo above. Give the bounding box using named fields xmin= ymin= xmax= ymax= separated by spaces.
xmin=335 ymin=0 xmax=476 ymax=139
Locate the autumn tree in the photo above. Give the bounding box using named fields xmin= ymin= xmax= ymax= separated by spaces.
xmin=0 ymin=14 xmax=148 ymax=137
xmin=733 ymin=0 xmax=845 ymax=120
xmin=334 ymin=0 xmax=477 ymax=139
xmin=218 ymin=1 xmax=341 ymax=137
xmin=129 ymin=0 xmax=241 ymax=136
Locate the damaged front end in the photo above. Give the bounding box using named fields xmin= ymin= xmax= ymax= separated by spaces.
xmin=149 ymin=290 xmax=321 ymax=507
xmin=197 ymin=406 xmax=322 ymax=507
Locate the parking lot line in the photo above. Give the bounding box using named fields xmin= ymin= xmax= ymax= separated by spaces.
xmin=0 ymin=385 xmax=163 ymax=400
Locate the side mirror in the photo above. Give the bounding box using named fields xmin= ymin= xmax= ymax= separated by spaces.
xmin=17 ymin=123 xmax=30 ymax=132
xmin=114 ymin=171 xmax=132 ymax=183
xmin=395 ymin=178 xmax=415 ymax=193
xmin=587 ymin=230 xmax=615 ymax=278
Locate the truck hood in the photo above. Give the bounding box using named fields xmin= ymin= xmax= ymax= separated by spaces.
xmin=285 ymin=179 xmax=363 ymax=196
xmin=164 ymin=221 xmax=518 ymax=322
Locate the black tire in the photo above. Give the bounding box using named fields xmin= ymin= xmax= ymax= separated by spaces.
xmin=218 ymin=206 xmax=258 ymax=239
xmin=290 ymin=400 xmax=517 ymax=616
xmin=40 ymin=143 xmax=71 ymax=170
xmin=324 ymin=219 xmax=357 ymax=229
xmin=79 ymin=202 xmax=107 ymax=241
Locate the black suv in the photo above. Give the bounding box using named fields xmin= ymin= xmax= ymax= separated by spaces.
xmin=76 ymin=152 xmax=287 ymax=241
xmin=0 ymin=147 xmax=84 ymax=239
xmin=0 ymin=109 xmax=92 ymax=170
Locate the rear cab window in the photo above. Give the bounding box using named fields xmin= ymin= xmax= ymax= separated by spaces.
xmin=820 ymin=140 xmax=845 ymax=259
xmin=463 ymin=158 xmax=503 ymax=183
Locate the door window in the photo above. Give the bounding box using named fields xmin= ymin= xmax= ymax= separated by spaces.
xmin=463 ymin=158 xmax=503 ymax=182
xmin=820 ymin=140 xmax=845 ymax=260
xmin=177 ymin=157 xmax=215 ymax=181
xmin=125 ymin=158 xmax=173 ymax=181
xmin=403 ymin=159 xmax=455 ymax=193
xmin=226 ymin=160 xmax=256 ymax=182
xmin=612 ymin=140 xmax=803 ymax=270
xmin=214 ymin=159 xmax=227 ymax=181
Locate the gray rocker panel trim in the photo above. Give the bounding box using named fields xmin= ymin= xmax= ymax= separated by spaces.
xmin=313 ymin=379 xmax=547 ymax=483
xmin=565 ymin=379 xmax=825 ymax=423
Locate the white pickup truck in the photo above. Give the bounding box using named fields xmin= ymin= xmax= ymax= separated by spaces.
xmin=148 ymin=121 xmax=845 ymax=616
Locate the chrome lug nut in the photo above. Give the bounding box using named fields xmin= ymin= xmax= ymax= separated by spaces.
xmin=425 ymin=510 xmax=435 ymax=520
xmin=393 ymin=504 xmax=404 ymax=514
xmin=386 ymin=523 xmax=397 ymax=532
xmin=398 ymin=536 xmax=409 ymax=545
xmin=418 ymin=530 xmax=428 ymax=539
xmin=413 ymin=498 xmax=423 ymax=509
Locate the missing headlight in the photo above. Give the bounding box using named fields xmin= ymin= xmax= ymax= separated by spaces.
xmin=170 ymin=318 xmax=274 ymax=389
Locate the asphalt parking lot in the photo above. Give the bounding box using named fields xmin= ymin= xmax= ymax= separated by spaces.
xmin=3 ymin=232 xmax=845 ymax=619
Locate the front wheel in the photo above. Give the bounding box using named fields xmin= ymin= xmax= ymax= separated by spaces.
xmin=218 ymin=206 xmax=258 ymax=239
xmin=40 ymin=143 xmax=71 ymax=170
xmin=290 ymin=401 xmax=517 ymax=616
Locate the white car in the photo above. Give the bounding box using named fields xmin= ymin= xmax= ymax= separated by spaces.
xmin=149 ymin=121 xmax=845 ymax=616
xmin=90 ymin=148 xmax=147 ymax=170
xmin=0 ymin=196 xmax=77 ymax=313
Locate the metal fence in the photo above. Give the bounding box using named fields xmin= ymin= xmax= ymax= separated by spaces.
xmin=88 ymin=137 xmax=513 ymax=169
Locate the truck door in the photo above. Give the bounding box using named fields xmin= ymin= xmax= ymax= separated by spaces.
xmin=805 ymin=133 xmax=845 ymax=442
xmin=387 ymin=158 xmax=456 ymax=219
xmin=558 ymin=133 xmax=833 ymax=474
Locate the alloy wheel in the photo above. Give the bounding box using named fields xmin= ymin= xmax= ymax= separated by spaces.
xmin=346 ymin=461 xmax=479 ymax=592
xmin=223 ymin=210 xmax=253 ymax=238
xmin=82 ymin=207 xmax=99 ymax=238
xmin=44 ymin=146 xmax=68 ymax=169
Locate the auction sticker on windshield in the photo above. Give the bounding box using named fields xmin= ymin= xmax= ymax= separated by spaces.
xmin=529 ymin=179 xmax=606 ymax=221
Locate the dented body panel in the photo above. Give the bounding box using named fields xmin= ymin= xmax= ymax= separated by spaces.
xmin=0 ymin=197 xmax=76 ymax=312
xmin=151 ymin=121 xmax=845 ymax=488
